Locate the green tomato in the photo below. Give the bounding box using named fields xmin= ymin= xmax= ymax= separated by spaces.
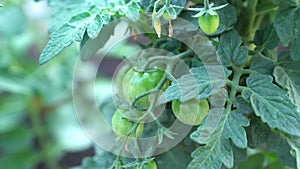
xmin=198 ymin=12 xmax=220 ymax=35
xmin=127 ymin=68 xmax=168 ymax=107
xmin=133 ymin=160 xmax=157 ymax=169
xmin=172 ymin=99 xmax=209 ymax=126
xmin=115 ymin=65 xmax=134 ymax=101
xmin=111 ymin=110 xmax=144 ymax=138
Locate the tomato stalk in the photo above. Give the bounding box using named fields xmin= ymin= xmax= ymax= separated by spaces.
xmin=246 ymin=0 xmax=258 ymax=40
xmin=165 ymin=0 xmax=170 ymax=6
xmin=204 ymin=0 xmax=209 ymax=10
xmin=143 ymin=49 xmax=193 ymax=69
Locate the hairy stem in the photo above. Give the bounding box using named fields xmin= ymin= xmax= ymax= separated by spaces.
xmin=204 ymin=0 xmax=210 ymax=10
xmin=244 ymin=0 xmax=258 ymax=43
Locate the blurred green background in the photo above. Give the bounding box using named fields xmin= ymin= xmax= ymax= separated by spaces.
xmin=0 ymin=1 xmax=291 ymax=169
xmin=0 ymin=1 xmax=95 ymax=168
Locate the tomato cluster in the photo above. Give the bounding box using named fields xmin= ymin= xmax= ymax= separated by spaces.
xmin=113 ymin=66 xmax=210 ymax=139
xmin=113 ymin=67 xmax=168 ymax=139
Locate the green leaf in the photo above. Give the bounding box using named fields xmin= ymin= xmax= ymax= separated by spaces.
xmin=243 ymin=74 xmax=300 ymax=136
xmin=48 ymin=2 xmax=90 ymax=33
xmin=273 ymin=6 xmax=300 ymax=61
xmin=208 ymin=88 xmax=228 ymax=108
xmin=267 ymin=133 xmax=297 ymax=168
xmin=273 ymin=55 xmax=300 ymax=112
xmin=222 ymin=145 xmax=247 ymax=169
xmin=290 ymin=35 xmax=300 ymax=61
xmin=250 ymin=55 xmax=274 ymax=75
xmin=79 ymin=22 xmax=117 ymax=60
xmin=236 ymin=96 xmax=253 ymax=114
xmin=224 ymin=111 xmax=250 ymax=149
xmin=212 ymin=4 xmax=237 ymax=35
xmin=254 ymin=23 xmax=279 ymax=49
xmin=48 ymin=0 xmax=83 ymax=6
xmin=246 ymin=119 xmax=298 ymax=168
xmin=156 ymin=141 xmax=195 ymax=169
xmin=189 ymin=108 xmax=234 ymax=169
xmin=40 ymin=6 xmax=106 ymax=64
xmin=270 ymin=0 xmax=297 ymax=6
xmin=188 ymin=138 xmax=233 ymax=169
xmin=159 ymin=66 xmax=226 ymax=103
xmin=217 ymin=30 xmax=248 ymax=67
xmin=237 ymin=153 xmax=264 ymax=169
xmin=119 ymin=0 xmax=140 ymax=21
xmin=246 ymin=118 xmax=271 ymax=148
xmin=287 ymin=135 xmax=300 ymax=169
xmin=78 ymin=147 xmax=116 ymax=169
xmin=86 ymin=7 xmax=104 ymax=39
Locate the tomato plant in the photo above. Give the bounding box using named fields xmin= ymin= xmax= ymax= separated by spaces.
xmin=36 ymin=0 xmax=300 ymax=169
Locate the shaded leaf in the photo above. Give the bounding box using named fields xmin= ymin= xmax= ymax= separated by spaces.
xmin=217 ymin=30 xmax=248 ymax=66
xmin=211 ymin=4 xmax=237 ymax=35
xmin=270 ymin=0 xmax=297 ymax=6
xmin=236 ymin=96 xmax=253 ymax=114
xmin=267 ymin=133 xmax=297 ymax=168
xmin=246 ymin=118 xmax=271 ymax=148
xmin=273 ymin=5 xmax=300 ymax=60
xmin=254 ymin=23 xmax=279 ymax=49
xmin=273 ymin=56 xmax=300 ymax=112
xmin=156 ymin=141 xmax=196 ymax=169
xmin=250 ymin=55 xmax=274 ymax=75
xmin=237 ymin=153 xmax=264 ymax=169
xmin=287 ymin=135 xmax=300 ymax=169
xmin=78 ymin=147 xmax=116 ymax=169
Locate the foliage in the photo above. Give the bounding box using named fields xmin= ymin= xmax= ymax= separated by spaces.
xmin=0 ymin=2 xmax=93 ymax=169
xmin=36 ymin=0 xmax=300 ymax=169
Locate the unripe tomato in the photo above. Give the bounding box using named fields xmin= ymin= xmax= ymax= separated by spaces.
xmin=198 ymin=11 xmax=220 ymax=35
xmin=133 ymin=160 xmax=157 ymax=169
xmin=115 ymin=66 xmax=134 ymax=101
xmin=127 ymin=68 xmax=168 ymax=107
xmin=172 ymin=99 xmax=209 ymax=125
xmin=112 ymin=110 xmax=144 ymax=138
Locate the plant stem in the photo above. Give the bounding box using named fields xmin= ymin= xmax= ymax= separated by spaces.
xmin=244 ymin=0 xmax=258 ymax=43
xmin=204 ymin=0 xmax=209 ymax=10
xmin=143 ymin=49 xmax=193 ymax=69
xmin=166 ymin=0 xmax=170 ymax=6
xmin=29 ymin=101 xmax=58 ymax=169
xmin=226 ymin=66 xmax=243 ymax=109
xmin=132 ymin=89 xmax=160 ymax=108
